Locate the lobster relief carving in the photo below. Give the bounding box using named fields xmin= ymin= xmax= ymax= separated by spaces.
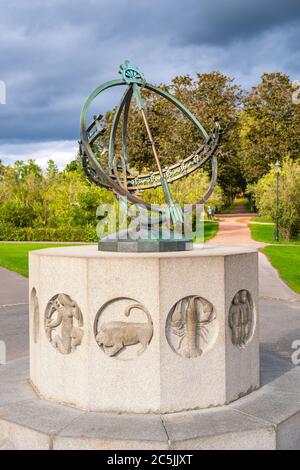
xmin=166 ymin=295 xmax=217 ymax=358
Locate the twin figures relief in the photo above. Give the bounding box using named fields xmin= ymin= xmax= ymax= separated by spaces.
xmin=30 ymin=289 xmax=255 ymax=359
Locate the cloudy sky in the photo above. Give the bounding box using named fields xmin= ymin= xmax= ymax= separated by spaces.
xmin=0 ymin=0 xmax=300 ymax=168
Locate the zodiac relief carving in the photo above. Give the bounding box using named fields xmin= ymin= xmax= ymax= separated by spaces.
xmin=31 ymin=288 xmax=39 ymax=344
xmin=166 ymin=296 xmax=217 ymax=358
xmin=94 ymin=297 xmax=153 ymax=360
xmin=228 ymin=290 xmax=254 ymax=348
xmin=45 ymin=294 xmax=84 ymax=354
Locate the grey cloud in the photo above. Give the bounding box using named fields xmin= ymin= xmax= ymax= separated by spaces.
xmin=0 ymin=0 xmax=300 ymax=151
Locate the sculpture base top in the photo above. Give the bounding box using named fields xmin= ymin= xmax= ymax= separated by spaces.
xmin=98 ymin=239 xmax=193 ymax=252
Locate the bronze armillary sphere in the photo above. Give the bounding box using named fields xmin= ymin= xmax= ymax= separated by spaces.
xmin=79 ymin=61 xmax=222 ymax=251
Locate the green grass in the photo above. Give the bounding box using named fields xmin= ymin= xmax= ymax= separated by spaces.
xmin=204 ymin=220 xmax=219 ymax=241
xmin=250 ymin=216 xmax=273 ymax=223
xmin=193 ymin=220 xmax=219 ymax=243
xmin=0 ymin=243 xmax=81 ymax=277
xmin=249 ymin=223 xmax=300 ymax=244
xmin=261 ymin=246 xmax=300 ymax=294
xmin=0 ymin=226 xmax=219 ymax=278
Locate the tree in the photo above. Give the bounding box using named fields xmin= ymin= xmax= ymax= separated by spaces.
xmin=101 ymin=72 xmax=244 ymax=201
xmin=240 ymin=73 xmax=300 ymax=183
xmin=45 ymin=159 xmax=59 ymax=180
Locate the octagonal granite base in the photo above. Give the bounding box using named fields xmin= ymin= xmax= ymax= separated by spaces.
xmin=1 ymin=354 xmax=300 ymax=450
xmin=29 ymin=245 xmax=259 ymax=414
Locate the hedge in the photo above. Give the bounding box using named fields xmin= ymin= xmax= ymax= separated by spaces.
xmin=0 ymin=223 xmax=98 ymax=242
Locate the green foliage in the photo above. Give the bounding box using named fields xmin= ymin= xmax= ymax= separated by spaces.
xmin=220 ymin=197 xmax=251 ymax=214
xmin=0 ymin=222 xmax=98 ymax=242
xmin=102 ymin=72 xmax=244 ymax=199
xmin=249 ymin=158 xmax=300 ymax=240
xmin=261 ymin=246 xmax=300 ymax=294
xmin=240 ymin=73 xmax=300 ymax=183
xmin=0 ymin=155 xmax=224 ymax=242
xmin=0 ymin=159 xmax=115 ymax=241
xmin=143 ymin=169 xmax=224 ymax=209
xmin=0 ymin=200 xmax=35 ymax=227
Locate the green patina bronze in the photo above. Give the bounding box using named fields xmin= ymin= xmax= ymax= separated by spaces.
xmin=79 ymin=61 xmax=222 ymax=250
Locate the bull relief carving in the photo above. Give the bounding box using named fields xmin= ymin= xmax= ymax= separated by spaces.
xmin=31 ymin=288 xmax=39 ymax=344
xmin=166 ymin=295 xmax=217 ymax=358
xmin=94 ymin=297 xmax=153 ymax=360
xmin=228 ymin=289 xmax=254 ymax=348
xmin=45 ymin=293 xmax=84 ymax=354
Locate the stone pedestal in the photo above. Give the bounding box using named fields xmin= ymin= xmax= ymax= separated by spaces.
xmin=29 ymin=245 xmax=259 ymax=414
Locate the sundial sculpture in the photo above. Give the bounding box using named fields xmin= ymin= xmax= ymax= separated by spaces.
xmin=79 ymin=61 xmax=222 ymax=252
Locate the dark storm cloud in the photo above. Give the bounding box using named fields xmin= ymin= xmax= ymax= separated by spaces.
xmin=174 ymin=0 xmax=300 ymax=45
xmin=0 ymin=0 xmax=300 ymax=158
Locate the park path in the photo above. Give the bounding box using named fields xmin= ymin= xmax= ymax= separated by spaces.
xmin=206 ymin=199 xmax=260 ymax=246
xmin=207 ymin=204 xmax=300 ymax=302
xmin=0 ymin=267 xmax=28 ymax=306
xmin=0 ymin=268 xmax=28 ymax=362
xmin=207 ymin=213 xmax=260 ymax=246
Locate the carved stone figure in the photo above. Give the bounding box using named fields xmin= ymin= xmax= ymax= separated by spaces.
xmin=94 ymin=298 xmax=153 ymax=359
xmin=45 ymin=293 xmax=84 ymax=354
xmin=228 ymin=289 xmax=253 ymax=348
xmin=166 ymin=295 xmax=217 ymax=358
xmin=31 ymin=288 xmax=39 ymax=344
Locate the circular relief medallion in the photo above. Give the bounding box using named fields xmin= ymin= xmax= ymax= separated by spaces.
xmin=31 ymin=288 xmax=39 ymax=344
xmin=45 ymin=293 xmax=84 ymax=354
xmin=228 ymin=290 xmax=254 ymax=349
xmin=165 ymin=295 xmax=218 ymax=358
xmin=94 ymin=297 xmax=153 ymax=360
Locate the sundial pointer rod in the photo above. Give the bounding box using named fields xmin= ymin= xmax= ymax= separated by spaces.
xmin=132 ymin=83 xmax=183 ymax=226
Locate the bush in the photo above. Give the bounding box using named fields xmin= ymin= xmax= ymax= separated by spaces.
xmin=249 ymin=157 xmax=300 ymax=240
xmin=0 ymin=223 xmax=98 ymax=242
xmin=0 ymin=200 xmax=36 ymax=227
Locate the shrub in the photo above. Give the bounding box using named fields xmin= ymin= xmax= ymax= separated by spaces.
xmin=249 ymin=157 xmax=300 ymax=240
xmin=0 ymin=223 xmax=98 ymax=242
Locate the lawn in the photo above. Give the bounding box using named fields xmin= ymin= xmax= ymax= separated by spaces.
xmin=261 ymin=246 xmax=300 ymax=294
xmin=193 ymin=220 xmax=219 ymax=243
xmin=0 ymin=225 xmax=219 ymax=278
xmin=249 ymin=222 xmax=300 ymax=244
xmin=0 ymin=243 xmax=82 ymax=277
xmin=204 ymin=220 xmax=219 ymax=242
xmin=250 ymin=216 xmax=273 ymax=223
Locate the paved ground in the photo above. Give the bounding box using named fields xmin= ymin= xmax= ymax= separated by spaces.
xmin=0 ymin=267 xmax=28 ymax=306
xmin=207 ymin=207 xmax=300 ymax=370
xmin=207 ymin=213 xmax=264 ymax=246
